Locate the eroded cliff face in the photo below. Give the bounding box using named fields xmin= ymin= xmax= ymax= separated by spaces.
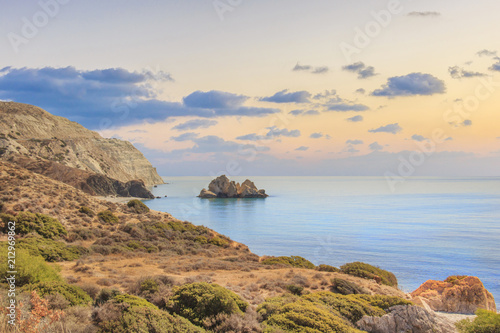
xmin=0 ymin=102 xmax=163 ymax=186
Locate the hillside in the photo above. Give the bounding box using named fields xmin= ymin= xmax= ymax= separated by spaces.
xmin=0 ymin=102 xmax=163 ymax=186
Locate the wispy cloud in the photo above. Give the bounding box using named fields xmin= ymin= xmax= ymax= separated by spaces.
xmin=346 ymin=115 xmax=364 ymax=122
xmin=449 ymin=66 xmax=486 ymax=79
xmin=237 ymin=126 xmax=301 ymax=141
xmin=295 ymin=146 xmax=309 ymax=151
xmin=369 ymin=123 xmax=402 ymax=134
xmin=172 ymin=119 xmax=218 ymax=131
xmin=407 ymin=11 xmax=441 ymax=17
xmin=411 ymin=134 xmax=427 ymax=142
xmin=260 ymin=89 xmax=311 ymax=103
xmin=342 ymin=62 xmax=377 ymax=79
xmin=369 ymin=142 xmax=384 ymax=151
xmin=346 ymin=139 xmax=363 ymax=145
xmin=477 ymin=49 xmax=497 ymax=57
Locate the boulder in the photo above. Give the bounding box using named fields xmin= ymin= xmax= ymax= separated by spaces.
xmin=199 ymin=175 xmax=268 ymax=198
xmin=208 ymin=175 xmax=230 ymax=195
xmin=411 ymin=276 xmax=496 ymax=314
xmin=199 ymin=189 xmax=217 ymax=198
xmin=357 ymin=305 xmax=457 ymax=333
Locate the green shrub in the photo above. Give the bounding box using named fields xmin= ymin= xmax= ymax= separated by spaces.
xmin=258 ymin=291 xmax=412 ymax=333
xmin=95 ymin=288 xmax=121 ymax=306
xmin=1 ymin=212 xmax=67 ymax=239
xmin=262 ymin=256 xmax=316 ymax=269
xmin=286 ymin=285 xmax=304 ymax=296
xmin=0 ymin=245 xmax=62 ymax=286
xmin=18 ymin=234 xmax=88 ymax=262
xmin=113 ymin=294 xmax=158 ymax=309
xmin=78 ymin=206 xmax=95 ymax=217
xmin=97 ymin=210 xmax=119 ymax=224
xmin=330 ymin=278 xmax=368 ymax=295
xmin=456 ymin=309 xmax=500 ymax=333
xmin=351 ymin=294 xmax=412 ymax=310
xmin=340 ymin=262 xmax=398 ymax=287
xmin=209 ymin=237 xmax=229 ymax=247
xmin=302 ymin=292 xmax=386 ymax=323
xmin=140 ymin=279 xmax=159 ymax=295
xmin=95 ymin=302 xmax=206 ymax=333
xmin=127 ymin=199 xmax=150 ymax=214
xmin=263 ymin=299 xmax=362 ymax=333
xmin=23 ymin=281 xmax=92 ymax=306
xmin=317 ymin=264 xmax=340 ymax=272
xmin=167 ymin=282 xmax=248 ymax=327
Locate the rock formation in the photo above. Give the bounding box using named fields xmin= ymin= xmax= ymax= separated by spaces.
xmin=199 ymin=175 xmax=268 ymax=198
xmin=0 ymin=102 xmax=163 ymax=186
xmin=357 ymin=305 xmax=458 ymax=333
xmin=6 ymin=155 xmax=154 ymax=198
xmin=411 ymin=276 xmax=496 ymax=314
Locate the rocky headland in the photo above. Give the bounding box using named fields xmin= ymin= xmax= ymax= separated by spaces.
xmin=0 ymin=102 xmax=163 ymax=198
xmin=198 ymin=175 xmax=268 ymax=198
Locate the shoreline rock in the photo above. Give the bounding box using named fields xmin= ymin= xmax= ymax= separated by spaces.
xmin=199 ymin=175 xmax=268 ymax=198
xmin=411 ymin=275 xmax=496 ymax=314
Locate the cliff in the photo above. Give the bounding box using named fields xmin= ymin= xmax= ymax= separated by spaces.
xmin=0 ymin=102 xmax=163 ymax=186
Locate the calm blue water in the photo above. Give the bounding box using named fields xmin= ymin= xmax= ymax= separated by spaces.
xmin=145 ymin=177 xmax=500 ymax=307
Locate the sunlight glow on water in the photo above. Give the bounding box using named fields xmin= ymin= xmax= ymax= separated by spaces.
xmin=145 ymin=176 xmax=500 ymax=306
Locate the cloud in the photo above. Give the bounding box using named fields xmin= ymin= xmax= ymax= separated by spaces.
xmin=355 ymin=88 xmax=366 ymax=94
xmin=237 ymin=126 xmax=301 ymax=141
xmin=313 ymin=90 xmax=337 ymax=100
xmin=310 ymin=133 xmax=323 ymax=139
xmin=312 ymin=67 xmax=329 ymax=74
xmin=463 ymin=119 xmax=472 ymax=126
xmin=293 ymin=63 xmax=329 ymax=74
xmin=172 ymin=119 xmax=218 ymax=131
xmin=266 ymin=126 xmax=301 ymax=138
xmin=289 ymin=109 xmax=320 ymax=116
xmin=449 ymin=66 xmax=486 ymax=79
xmin=372 ymin=73 xmax=446 ymax=97
xmin=292 ymin=63 xmax=312 ymax=71
xmin=0 ymin=67 xmax=280 ymax=129
xmin=477 ymin=50 xmax=497 ymax=57
xmin=369 ymin=142 xmax=384 ymax=151
xmin=445 ymin=137 xmax=453 ymax=141
xmin=342 ymin=62 xmax=377 ymax=79
xmin=489 ymin=58 xmax=500 ymax=71
xmin=327 ymin=103 xmax=369 ymax=112
xmin=411 ymin=134 xmax=427 ymax=142
xmin=295 ymin=146 xmax=309 ymax=151
xmin=183 ymin=90 xmax=248 ymax=109
xmin=171 ymin=132 xmax=199 ymax=142
xmin=369 ymin=123 xmax=402 ymax=134
xmin=345 ymin=147 xmax=360 ymax=153
xmin=346 ymin=115 xmax=364 ymax=122
xmin=346 ymin=139 xmax=363 ymax=145
xmin=260 ymin=89 xmax=311 ymax=103
xmin=304 ymin=110 xmax=320 ymax=116
xmin=407 ymin=11 xmax=441 ymax=17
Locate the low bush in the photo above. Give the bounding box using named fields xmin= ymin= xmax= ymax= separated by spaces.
xmin=127 ymin=199 xmax=150 ymax=214
xmin=167 ymin=282 xmax=248 ymax=328
xmin=97 ymin=210 xmax=119 ymax=224
xmin=94 ymin=295 xmax=206 ymax=333
xmin=262 ymin=299 xmax=361 ymax=333
xmin=262 ymin=256 xmax=316 ymax=269
xmin=317 ymin=264 xmax=340 ymax=272
xmin=456 ymin=309 xmax=500 ymax=333
xmin=23 ymin=281 xmax=92 ymax=306
xmin=78 ymin=206 xmax=95 ymax=217
xmin=330 ymin=278 xmax=368 ymax=295
xmin=0 ymin=245 xmax=62 ymax=286
xmin=18 ymin=235 xmax=88 ymax=262
xmin=286 ymin=285 xmax=304 ymax=296
xmin=1 ymin=212 xmax=67 ymax=239
xmin=340 ymin=262 xmax=398 ymax=287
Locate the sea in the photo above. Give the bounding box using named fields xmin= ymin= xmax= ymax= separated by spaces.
xmin=144 ymin=176 xmax=500 ymax=307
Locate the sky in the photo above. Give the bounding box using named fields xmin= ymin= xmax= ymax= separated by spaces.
xmin=1 ymin=0 xmax=500 ymax=177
